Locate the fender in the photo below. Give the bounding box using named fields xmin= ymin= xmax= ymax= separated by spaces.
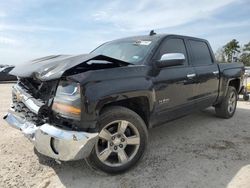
xmin=89 ymin=78 xmax=155 ymax=113
xmin=67 ymin=65 xmax=155 ymax=123
xmin=216 ymin=65 xmax=244 ymax=104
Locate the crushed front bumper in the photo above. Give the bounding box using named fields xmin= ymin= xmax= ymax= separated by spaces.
xmin=4 ymin=109 xmax=98 ymax=161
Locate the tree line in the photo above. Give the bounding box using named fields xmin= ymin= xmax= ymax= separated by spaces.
xmin=215 ymin=39 xmax=250 ymax=66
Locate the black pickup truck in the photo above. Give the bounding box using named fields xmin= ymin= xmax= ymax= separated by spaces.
xmin=4 ymin=33 xmax=244 ymax=174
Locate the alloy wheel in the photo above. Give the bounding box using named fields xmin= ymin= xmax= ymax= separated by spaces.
xmin=95 ymin=120 xmax=140 ymax=167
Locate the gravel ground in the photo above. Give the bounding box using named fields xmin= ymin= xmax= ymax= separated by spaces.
xmin=0 ymin=83 xmax=250 ymax=188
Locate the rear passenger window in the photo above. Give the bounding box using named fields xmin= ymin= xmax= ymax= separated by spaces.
xmin=189 ymin=40 xmax=213 ymax=66
xmin=158 ymin=38 xmax=187 ymax=65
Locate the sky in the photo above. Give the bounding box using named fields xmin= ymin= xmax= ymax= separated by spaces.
xmin=0 ymin=0 xmax=250 ymax=65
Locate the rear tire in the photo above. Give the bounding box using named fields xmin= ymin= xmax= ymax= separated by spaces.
xmin=243 ymin=94 xmax=249 ymax=101
xmin=215 ymin=86 xmax=238 ymax=118
xmin=86 ymin=106 xmax=148 ymax=174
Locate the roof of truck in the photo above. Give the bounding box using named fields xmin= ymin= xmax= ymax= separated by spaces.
xmin=109 ymin=34 xmax=209 ymax=43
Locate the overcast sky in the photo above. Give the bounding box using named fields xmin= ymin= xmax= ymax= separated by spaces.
xmin=0 ymin=0 xmax=250 ymax=65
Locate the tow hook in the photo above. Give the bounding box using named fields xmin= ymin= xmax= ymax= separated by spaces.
xmin=55 ymin=159 xmax=61 ymax=164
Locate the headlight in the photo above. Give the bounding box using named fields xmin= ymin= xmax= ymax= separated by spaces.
xmin=52 ymin=80 xmax=81 ymax=120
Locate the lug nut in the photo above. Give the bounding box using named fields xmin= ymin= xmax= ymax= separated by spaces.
xmin=117 ymin=134 xmax=121 ymax=138
xmin=114 ymin=146 xmax=117 ymax=150
xmin=119 ymin=144 xmax=123 ymax=148
xmin=112 ymin=136 xmax=115 ymax=140
xmin=110 ymin=142 xmax=113 ymax=146
xmin=121 ymin=138 xmax=125 ymax=142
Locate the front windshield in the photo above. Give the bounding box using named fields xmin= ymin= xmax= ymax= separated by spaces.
xmin=91 ymin=39 xmax=154 ymax=64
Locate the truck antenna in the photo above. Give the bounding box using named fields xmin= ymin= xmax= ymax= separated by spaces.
xmin=149 ymin=30 xmax=156 ymax=36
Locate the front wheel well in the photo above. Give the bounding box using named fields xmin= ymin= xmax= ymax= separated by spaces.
xmin=99 ymin=97 xmax=150 ymax=128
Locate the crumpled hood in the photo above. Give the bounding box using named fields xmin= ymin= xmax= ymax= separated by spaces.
xmin=9 ymin=54 xmax=131 ymax=81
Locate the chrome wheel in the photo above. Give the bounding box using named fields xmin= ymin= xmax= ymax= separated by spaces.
xmin=228 ymin=91 xmax=236 ymax=114
xmin=95 ymin=120 xmax=140 ymax=167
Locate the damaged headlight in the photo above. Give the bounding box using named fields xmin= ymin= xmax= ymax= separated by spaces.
xmin=52 ymin=80 xmax=81 ymax=120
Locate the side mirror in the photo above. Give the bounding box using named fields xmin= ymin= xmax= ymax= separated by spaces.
xmin=156 ymin=53 xmax=185 ymax=68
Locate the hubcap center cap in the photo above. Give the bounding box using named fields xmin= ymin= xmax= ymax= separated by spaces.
xmin=113 ymin=138 xmax=121 ymax=145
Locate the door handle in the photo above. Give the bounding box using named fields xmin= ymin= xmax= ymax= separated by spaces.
xmin=187 ymin=73 xmax=196 ymax=79
xmin=213 ymin=71 xmax=219 ymax=75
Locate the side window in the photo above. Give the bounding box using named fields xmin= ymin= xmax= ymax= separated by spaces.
xmin=158 ymin=38 xmax=188 ymax=65
xmin=189 ymin=40 xmax=213 ymax=66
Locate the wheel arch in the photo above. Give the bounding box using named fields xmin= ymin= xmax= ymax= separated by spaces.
xmin=97 ymin=96 xmax=152 ymax=128
xmin=228 ymin=78 xmax=241 ymax=92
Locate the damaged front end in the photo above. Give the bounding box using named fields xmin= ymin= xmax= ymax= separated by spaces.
xmin=4 ymin=74 xmax=98 ymax=161
xmin=3 ymin=54 xmax=129 ymax=161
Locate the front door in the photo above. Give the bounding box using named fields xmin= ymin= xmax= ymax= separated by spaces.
xmin=151 ymin=37 xmax=197 ymax=126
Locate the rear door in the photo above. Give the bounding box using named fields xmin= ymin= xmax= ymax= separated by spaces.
xmin=188 ymin=39 xmax=220 ymax=108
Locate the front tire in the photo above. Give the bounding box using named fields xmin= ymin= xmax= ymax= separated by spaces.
xmin=215 ymin=86 xmax=238 ymax=118
xmin=87 ymin=106 xmax=148 ymax=174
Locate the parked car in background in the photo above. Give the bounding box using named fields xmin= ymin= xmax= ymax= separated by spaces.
xmin=241 ymin=66 xmax=250 ymax=100
xmin=0 ymin=65 xmax=16 ymax=81
xmin=245 ymin=66 xmax=250 ymax=76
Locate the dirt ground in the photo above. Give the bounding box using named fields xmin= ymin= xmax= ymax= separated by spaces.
xmin=0 ymin=83 xmax=250 ymax=188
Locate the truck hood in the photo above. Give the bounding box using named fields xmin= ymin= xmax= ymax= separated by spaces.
xmin=9 ymin=54 xmax=131 ymax=81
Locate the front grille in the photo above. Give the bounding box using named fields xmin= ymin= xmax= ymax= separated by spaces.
xmin=12 ymin=94 xmax=40 ymax=124
xmin=11 ymin=79 xmax=58 ymax=126
xmin=18 ymin=78 xmax=58 ymax=102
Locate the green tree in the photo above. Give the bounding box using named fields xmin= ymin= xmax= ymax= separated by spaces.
xmin=223 ymin=39 xmax=240 ymax=62
xmin=239 ymin=42 xmax=250 ymax=66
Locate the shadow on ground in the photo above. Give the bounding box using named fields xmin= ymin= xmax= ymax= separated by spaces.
xmin=35 ymin=106 xmax=250 ymax=188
